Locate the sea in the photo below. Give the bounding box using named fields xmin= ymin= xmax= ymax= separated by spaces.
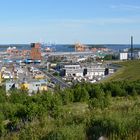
xmin=0 ymin=44 xmax=140 ymax=52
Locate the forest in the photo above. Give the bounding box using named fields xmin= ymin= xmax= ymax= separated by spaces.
xmin=0 ymin=80 xmax=140 ymax=140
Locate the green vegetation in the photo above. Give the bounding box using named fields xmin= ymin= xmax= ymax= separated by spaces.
xmin=0 ymin=80 xmax=140 ymax=140
xmin=52 ymin=72 xmax=60 ymax=77
xmin=104 ymin=54 xmax=119 ymax=60
xmin=107 ymin=60 xmax=140 ymax=81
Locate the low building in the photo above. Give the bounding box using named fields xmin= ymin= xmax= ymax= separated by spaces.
xmin=6 ymin=82 xmax=19 ymax=92
xmin=20 ymin=82 xmax=29 ymax=90
xmin=133 ymin=51 xmax=140 ymax=59
xmin=84 ymin=67 xmax=105 ymax=79
xmin=77 ymin=57 xmax=87 ymax=62
xmin=14 ymin=67 xmax=24 ymax=74
xmin=6 ymin=79 xmax=48 ymax=93
xmin=2 ymin=71 xmax=14 ymax=79
xmin=34 ymin=74 xmax=45 ymax=79
xmin=28 ymin=80 xmax=48 ymax=93
xmin=138 ymin=51 xmax=140 ymax=59
xmin=64 ymin=65 xmax=83 ymax=77
xmin=109 ymin=68 xmax=114 ymax=74
xmin=1 ymin=67 xmax=6 ymax=72
xmin=62 ymin=64 xmax=113 ymax=80
xmin=120 ymin=52 xmax=128 ymax=60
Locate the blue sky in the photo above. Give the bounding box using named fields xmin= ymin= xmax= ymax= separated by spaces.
xmin=0 ymin=0 xmax=140 ymax=44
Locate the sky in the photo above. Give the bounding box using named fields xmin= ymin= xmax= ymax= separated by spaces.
xmin=0 ymin=0 xmax=140 ymax=44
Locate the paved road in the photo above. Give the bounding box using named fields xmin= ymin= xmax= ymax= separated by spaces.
xmin=42 ymin=70 xmax=70 ymax=89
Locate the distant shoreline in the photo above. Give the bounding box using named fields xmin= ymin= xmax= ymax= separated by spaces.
xmin=0 ymin=44 xmax=140 ymax=52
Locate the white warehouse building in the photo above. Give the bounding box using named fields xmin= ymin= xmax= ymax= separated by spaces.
xmin=85 ymin=67 xmax=105 ymax=79
xmin=64 ymin=65 xmax=83 ymax=77
xmin=120 ymin=53 xmax=128 ymax=60
xmin=63 ymin=65 xmax=114 ymax=80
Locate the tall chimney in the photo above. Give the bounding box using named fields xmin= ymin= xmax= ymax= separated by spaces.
xmin=131 ymin=36 xmax=133 ymax=60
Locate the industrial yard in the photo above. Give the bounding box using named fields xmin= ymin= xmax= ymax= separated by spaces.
xmin=0 ymin=42 xmax=139 ymax=93
xmin=0 ymin=43 xmax=118 ymax=93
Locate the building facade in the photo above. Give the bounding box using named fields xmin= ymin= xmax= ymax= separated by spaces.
xmin=120 ymin=53 xmax=128 ymax=60
xmin=30 ymin=43 xmax=42 ymax=60
xmin=64 ymin=65 xmax=84 ymax=77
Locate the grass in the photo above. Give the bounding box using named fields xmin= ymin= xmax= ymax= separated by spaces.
xmin=62 ymin=102 xmax=89 ymax=115
xmin=106 ymin=60 xmax=140 ymax=81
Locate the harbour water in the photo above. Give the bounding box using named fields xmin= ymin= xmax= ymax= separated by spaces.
xmin=0 ymin=44 xmax=140 ymax=52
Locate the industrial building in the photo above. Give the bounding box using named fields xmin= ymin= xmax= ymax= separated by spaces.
xmin=30 ymin=43 xmax=42 ymax=60
xmin=119 ymin=52 xmax=128 ymax=60
xmin=62 ymin=64 xmax=114 ymax=81
xmin=64 ymin=65 xmax=84 ymax=77
xmin=75 ymin=43 xmax=87 ymax=52
xmin=84 ymin=67 xmax=105 ymax=79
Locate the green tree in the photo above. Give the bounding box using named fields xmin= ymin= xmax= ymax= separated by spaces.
xmin=74 ymin=85 xmax=89 ymax=102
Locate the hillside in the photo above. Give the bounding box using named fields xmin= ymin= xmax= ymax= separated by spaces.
xmin=107 ymin=60 xmax=140 ymax=81
xmin=0 ymin=81 xmax=140 ymax=140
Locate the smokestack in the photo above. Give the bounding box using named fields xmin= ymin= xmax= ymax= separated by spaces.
xmin=131 ymin=36 xmax=133 ymax=60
